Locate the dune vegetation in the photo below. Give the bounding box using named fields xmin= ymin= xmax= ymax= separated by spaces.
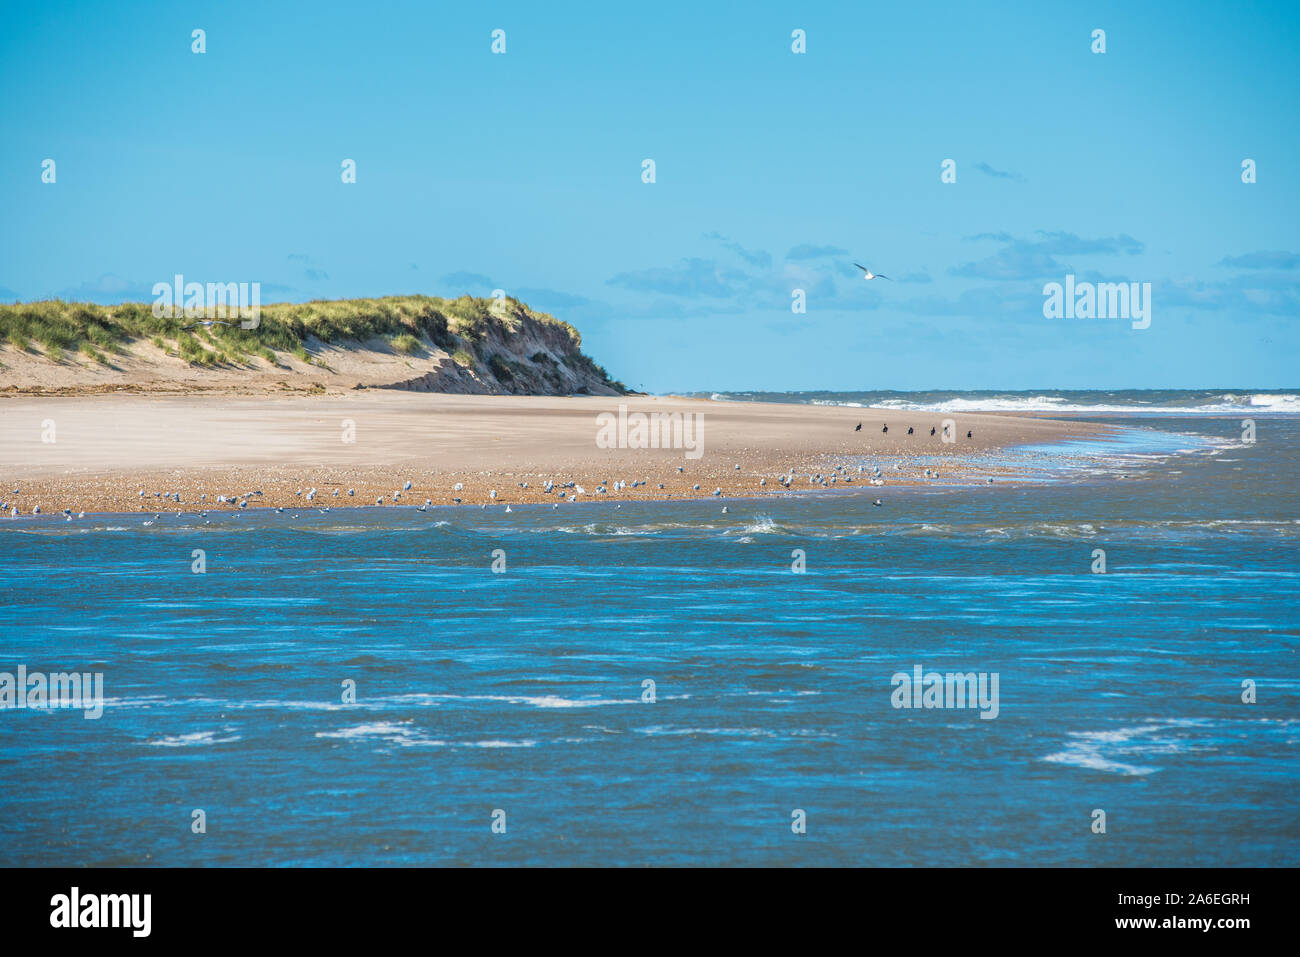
xmin=0 ymin=294 xmax=626 ymax=393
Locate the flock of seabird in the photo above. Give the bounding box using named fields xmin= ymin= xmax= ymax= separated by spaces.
xmin=868 ymin=423 xmax=975 ymax=442
xmin=4 ymin=378 xmax=996 ymax=519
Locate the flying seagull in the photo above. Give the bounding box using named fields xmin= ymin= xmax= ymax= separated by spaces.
xmin=854 ymin=263 xmax=891 ymax=281
xmin=183 ymin=319 xmax=236 ymax=329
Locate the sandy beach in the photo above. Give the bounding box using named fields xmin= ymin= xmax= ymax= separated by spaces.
xmin=0 ymin=393 xmax=1106 ymax=513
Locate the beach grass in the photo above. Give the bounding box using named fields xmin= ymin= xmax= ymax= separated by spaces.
xmin=0 ymin=294 xmax=624 ymax=391
xmin=390 ymin=333 xmax=421 ymax=355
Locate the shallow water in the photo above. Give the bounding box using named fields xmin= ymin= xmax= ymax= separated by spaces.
xmin=1 ymin=410 xmax=1296 ymax=866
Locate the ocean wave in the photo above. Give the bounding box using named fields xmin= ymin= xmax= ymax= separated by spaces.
xmin=538 ymin=521 xmax=703 ymax=537
xmin=730 ymin=515 xmax=785 ymax=537
xmin=466 ymin=739 xmax=537 ymax=748
xmin=1041 ymin=719 xmax=1214 ymax=776
xmin=315 ymin=722 xmax=537 ymax=749
xmin=810 ymin=393 xmax=1300 ymax=415
xmin=634 ymin=725 xmax=776 ymax=737
xmin=144 ymin=729 xmax=241 ymax=747
xmin=413 ymin=693 xmax=640 ymax=709
xmin=315 ymin=721 xmax=446 ymax=747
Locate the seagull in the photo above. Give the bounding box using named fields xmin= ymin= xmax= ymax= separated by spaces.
xmin=854 ymin=263 xmax=891 ymax=281
xmin=183 ymin=319 xmax=236 ymax=329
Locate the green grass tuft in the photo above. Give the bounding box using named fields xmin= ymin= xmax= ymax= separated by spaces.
xmin=390 ymin=333 xmax=421 ymax=355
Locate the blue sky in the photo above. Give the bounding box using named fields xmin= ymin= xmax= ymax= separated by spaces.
xmin=1 ymin=0 xmax=1297 ymax=391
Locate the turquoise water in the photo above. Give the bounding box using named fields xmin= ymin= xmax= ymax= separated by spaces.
xmin=1 ymin=408 xmax=1297 ymax=866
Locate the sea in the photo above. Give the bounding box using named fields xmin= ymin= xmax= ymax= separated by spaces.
xmin=1 ymin=389 xmax=1296 ymax=866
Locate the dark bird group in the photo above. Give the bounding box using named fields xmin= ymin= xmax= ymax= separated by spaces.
xmin=866 ymin=424 xmax=974 ymax=440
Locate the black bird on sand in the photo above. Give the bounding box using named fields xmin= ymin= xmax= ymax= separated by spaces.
xmin=882 ymin=424 xmax=888 ymax=433
xmin=855 ymin=423 xmax=862 ymax=432
xmin=930 ymin=427 xmax=936 ymax=436
xmin=966 ymin=430 xmax=973 ymax=438
xmin=907 ymin=427 xmax=914 ymax=435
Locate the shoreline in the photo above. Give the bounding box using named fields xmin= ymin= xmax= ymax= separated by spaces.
xmin=0 ymin=393 xmax=1113 ymax=514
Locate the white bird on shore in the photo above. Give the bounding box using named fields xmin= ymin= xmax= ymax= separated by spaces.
xmin=854 ymin=263 xmax=891 ymax=281
xmin=404 ymin=481 xmax=412 ymax=491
